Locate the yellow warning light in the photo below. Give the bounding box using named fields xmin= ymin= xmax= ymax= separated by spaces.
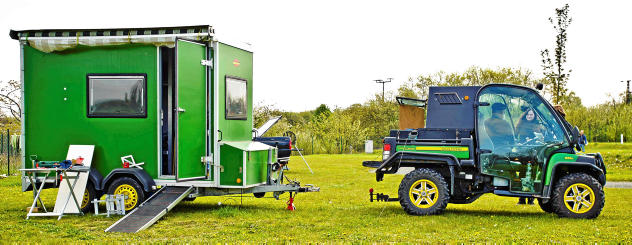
xmin=236 ymin=178 xmax=242 ymax=184
xmin=464 ymin=96 xmax=469 ymax=101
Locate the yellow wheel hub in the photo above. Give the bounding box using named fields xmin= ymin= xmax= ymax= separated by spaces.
xmin=564 ymin=183 xmax=595 ymax=214
xmin=114 ymin=184 xmax=138 ymax=211
xmin=409 ymin=179 xmax=439 ymax=208
xmin=81 ymin=190 xmax=90 ymax=209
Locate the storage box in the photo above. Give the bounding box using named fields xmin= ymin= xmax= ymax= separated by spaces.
xmin=219 ymin=141 xmax=277 ymax=187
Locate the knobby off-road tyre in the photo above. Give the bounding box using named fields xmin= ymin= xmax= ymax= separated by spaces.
xmin=107 ymin=177 xmax=146 ymax=212
xmin=80 ymin=181 xmax=97 ymax=214
xmin=551 ymin=173 xmax=604 ymax=219
xmin=538 ymin=198 xmax=554 ymax=213
xmin=398 ymin=168 xmax=450 ymax=215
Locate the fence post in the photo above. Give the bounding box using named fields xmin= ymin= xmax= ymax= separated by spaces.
xmin=7 ymin=129 xmax=9 ymax=176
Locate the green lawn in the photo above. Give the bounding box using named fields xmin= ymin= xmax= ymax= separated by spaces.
xmin=1 ymin=154 xmax=631 ymax=243
xmin=585 ymin=142 xmax=632 ymax=181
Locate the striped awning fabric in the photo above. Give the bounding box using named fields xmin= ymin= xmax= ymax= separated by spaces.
xmin=9 ymin=25 xmax=214 ymax=53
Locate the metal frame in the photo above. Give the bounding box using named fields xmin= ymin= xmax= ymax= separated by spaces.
xmin=20 ymin=42 xmax=27 ymax=190
xmin=157 ymin=47 xmax=169 ymax=179
xmin=213 ymin=41 xmax=221 ymax=187
xmin=224 ymin=76 xmax=248 ymax=120
xmin=21 ymin=167 xmax=90 ymax=220
xmin=86 ymin=74 xmax=148 ymax=118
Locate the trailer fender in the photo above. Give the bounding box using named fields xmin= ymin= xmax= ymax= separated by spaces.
xmin=543 ymin=162 xmax=605 ymax=199
xmin=103 ymin=168 xmax=156 ymax=193
xmin=88 ymin=168 xmax=104 ymax=191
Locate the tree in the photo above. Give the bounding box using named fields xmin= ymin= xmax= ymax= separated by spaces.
xmin=407 ymin=66 xmax=538 ymax=98
xmin=313 ymin=104 xmax=331 ymax=119
xmin=540 ymin=4 xmax=572 ymax=105
xmin=0 ymin=80 xmax=22 ymax=122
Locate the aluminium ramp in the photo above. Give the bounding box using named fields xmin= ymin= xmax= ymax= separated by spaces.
xmin=105 ymin=186 xmax=194 ymax=233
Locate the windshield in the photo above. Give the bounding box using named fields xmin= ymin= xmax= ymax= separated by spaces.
xmin=477 ymin=85 xmax=569 ymax=149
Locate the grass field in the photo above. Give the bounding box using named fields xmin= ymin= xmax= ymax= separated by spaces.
xmin=1 ymin=153 xmax=631 ymax=243
xmin=585 ymin=142 xmax=632 ymax=181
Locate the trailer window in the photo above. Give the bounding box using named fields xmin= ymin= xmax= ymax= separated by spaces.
xmin=87 ymin=74 xmax=147 ymax=118
xmin=225 ymin=76 xmax=247 ymax=120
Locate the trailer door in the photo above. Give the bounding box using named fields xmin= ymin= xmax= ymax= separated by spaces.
xmin=175 ymin=39 xmax=208 ymax=181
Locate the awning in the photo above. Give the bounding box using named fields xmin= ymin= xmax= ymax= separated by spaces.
xmin=9 ymin=25 xmax=214 ymax=53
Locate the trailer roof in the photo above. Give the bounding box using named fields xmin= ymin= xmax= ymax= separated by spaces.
xmin=9 ymin=25 xmax=214 ymax=53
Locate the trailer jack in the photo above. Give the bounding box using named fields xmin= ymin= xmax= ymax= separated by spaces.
xmin=369 ymin=188 xmax=398 ymax=202
xmin=287 ymin=192 xmax=296 ymax=211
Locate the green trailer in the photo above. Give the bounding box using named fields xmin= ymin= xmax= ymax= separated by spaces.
xmin=9 ymin=25 xmax=317 ymax=232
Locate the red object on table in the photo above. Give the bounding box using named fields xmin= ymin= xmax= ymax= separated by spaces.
xmin=122 ymin=162 xmax=129 ymax=168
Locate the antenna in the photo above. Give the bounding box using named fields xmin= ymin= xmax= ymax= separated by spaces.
xmin=374 ymin=78 xmax=392 ymax=101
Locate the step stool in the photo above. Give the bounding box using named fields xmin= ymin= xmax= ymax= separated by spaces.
xmin=92 ymin=194 xmax=126 ymax=217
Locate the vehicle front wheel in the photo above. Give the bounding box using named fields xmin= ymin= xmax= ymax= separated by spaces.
xmin=398 ymin=168 xmax=449 ymax=215
xmin=107 ymin=177 xmax=146 ymax=212
xmin=551 ymin=173 xmax=604 ymax=219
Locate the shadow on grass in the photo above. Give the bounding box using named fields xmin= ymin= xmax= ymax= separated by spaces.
xmin=362 ymin=205 xmax=553 ymax=218
xmin=171 ymin=201 xmax=271 ymax=214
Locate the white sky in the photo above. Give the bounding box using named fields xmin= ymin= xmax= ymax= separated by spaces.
xmin=1 ymin=0 xmax=630 ymax=112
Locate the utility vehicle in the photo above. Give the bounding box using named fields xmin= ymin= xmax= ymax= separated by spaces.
xmin=363 ymin=84 xmax=606 ymax=219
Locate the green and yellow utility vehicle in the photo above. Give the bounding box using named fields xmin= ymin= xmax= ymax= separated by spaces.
xmin=364 ymin=84 xmax=606 ymax=218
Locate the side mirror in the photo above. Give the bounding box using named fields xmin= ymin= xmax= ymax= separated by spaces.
xmin=535 ymin=83 xmax=544 ymax=91
xmin=571 ymin=126 xmax=580 ymax=149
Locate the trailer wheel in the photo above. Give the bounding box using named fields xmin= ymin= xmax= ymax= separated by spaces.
xmin=253 ymin=192 xmax=265 ymax=198
xmin=551 ymin=173 xmax=604 ymax=219
xmin=398 ymin=168 xmax=449 ymax=215
xmin=183 ymin=196 xmax=197 ymax=202
xmin=107 ymin=177 xmax=146 ymax=211
xmin=537 ymin=198 xmax=554 ymax=213
xmin=80 ymin=181 xmax=97 ymax=214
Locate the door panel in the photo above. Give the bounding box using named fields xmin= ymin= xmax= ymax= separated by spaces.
xmin=176 ymin=39 xmax=207 ymax=181
xmin=477 ymin=85 xmax=569 ymax=194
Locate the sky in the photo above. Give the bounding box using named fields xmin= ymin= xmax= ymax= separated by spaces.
xmin=0 ymin=0 xmax=630 ymax=112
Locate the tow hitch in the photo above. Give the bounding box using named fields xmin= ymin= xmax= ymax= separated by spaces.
xmin=369 ymin=188 xmax=398 ymax=202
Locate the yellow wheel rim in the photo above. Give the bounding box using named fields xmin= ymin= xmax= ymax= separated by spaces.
xmin=563 ymin=183 xmax=595 ymax=214
xmin=409 ymin=179 xmax=439 ymax=208
xmin=114 ymin=184 xmax=138 ymax=211
xmin=81 ymin=190 xmax=90 ymax=209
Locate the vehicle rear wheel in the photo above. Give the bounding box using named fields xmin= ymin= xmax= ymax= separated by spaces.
xmin=80 ymin=181 xmax=97 ymax=214
xmin=398 ymin=168 xmax=449 ymax=215
xmin=551 ymin=173 xmax=604 ymax=219
xmin=537 ymin=198 xmax=554 ymax=213
xmin=107 ymin=177 xmax=146 ymax=211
